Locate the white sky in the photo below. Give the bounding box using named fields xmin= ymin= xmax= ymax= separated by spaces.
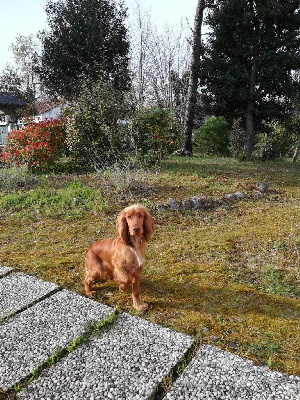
xmin=0 ymin=0 xmax=197 ymax=71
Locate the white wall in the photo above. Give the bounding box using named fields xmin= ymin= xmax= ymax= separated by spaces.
xmin=41 ymin=106 xmax=61 ymax=120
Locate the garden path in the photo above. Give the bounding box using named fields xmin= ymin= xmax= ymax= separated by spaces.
xmin=0 ymin=266 xmax=299 ymax=400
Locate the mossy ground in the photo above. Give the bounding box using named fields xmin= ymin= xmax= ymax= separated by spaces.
xmin=0 ymin=156 xmax=299 ymax=374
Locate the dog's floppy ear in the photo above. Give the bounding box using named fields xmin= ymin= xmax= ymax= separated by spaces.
xmin=143 ymin=208 xmax=154 ymax=242
xmin=116 ymin=210 xmax=128 ymax=243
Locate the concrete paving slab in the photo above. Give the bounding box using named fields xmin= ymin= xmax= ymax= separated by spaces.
xmin=17 ymin=313 xmax=194 ymax=400
xmin=163 ymin=345 xmax=300 ymax=400
xmin=0 ymin=290 xmax=114 ymax=390
xmin=0 ymin=272 xmax=59 ymax=319
xmin=0 ymin=265 xmax=13 ymax=277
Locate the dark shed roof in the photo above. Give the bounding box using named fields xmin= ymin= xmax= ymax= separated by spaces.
xmin=0 ymin=92 xmax=26 ymax=107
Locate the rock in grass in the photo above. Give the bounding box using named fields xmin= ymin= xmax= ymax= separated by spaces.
xmin=214 ymin=198 xmax=224 ymax=206
xmin=235 ymin=191 xmax=245 ymax=200
xmin=200 ymin=197 xmax=214 ymax=209
xmin=257 ymin=182 xmax=268 ymax=193
xmin=252 ymin=190 xmax=263 ymax=198
xmin=191 ymin=196 xmax=203 ymax=209
xmin=224 ymin=193 xmax=235 ymax=201
xmin=157 ymin=204 xmax=169 ymax=212
xmin=181 ymin=200 xmax=192 ymax=211
xmin=169 ymin=198 xmax=179 ymax=210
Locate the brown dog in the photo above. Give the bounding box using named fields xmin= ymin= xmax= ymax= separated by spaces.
xmin=84 ymin=204 xmax=154 ymax=311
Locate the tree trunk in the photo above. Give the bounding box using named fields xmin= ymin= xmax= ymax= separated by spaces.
xmin=244 ymin=58 xmax=258 ymax=159
xmin=138 ymin=7 xmax=144 ymax=108
xmin=245 ymin=99 xmax=255 ymax=159
xmin=292 ymin=143 xmax=300 ymax=162
xmin=181 ymin=0 xmax=206 ymax=156
xmin=138 ymin=32 xmax=144 ymax=107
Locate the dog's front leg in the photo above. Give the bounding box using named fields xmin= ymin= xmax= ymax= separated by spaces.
xmin=132 ymin=267 xmax=148 ymax=311
xmin=114 ymin=263 xmax=131 ymax=292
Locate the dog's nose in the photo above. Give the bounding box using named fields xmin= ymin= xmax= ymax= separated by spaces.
xmin=133 ymin=227 xmax=140 ymax=233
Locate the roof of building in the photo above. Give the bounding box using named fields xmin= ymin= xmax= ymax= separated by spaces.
xmin=35 ymin=100 xmax=61 ymax=115
xmin=35 ymin=97 xmax=67 ymax=115
xmin=0 ymin=92 xmax=26 ymax=107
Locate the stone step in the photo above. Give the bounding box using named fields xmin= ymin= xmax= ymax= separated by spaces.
xmin=1 ymin=268 xmax=299 ymax=400
xmin=16 ymin=313 xmax=194 ymax=400
xmin=163 ymin=345 xmax=300 ymax=400
xmin=0 ymin=289 xmax=114 ymax=390
xmin=0 ymin=272 xmax=59 ymax=319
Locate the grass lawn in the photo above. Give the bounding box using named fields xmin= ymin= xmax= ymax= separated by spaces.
xmin=0 ymin=156 xmax=299 ymax=375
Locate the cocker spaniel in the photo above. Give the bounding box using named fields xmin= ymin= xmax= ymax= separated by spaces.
xmin=84 ymin=204 xmax=154 ymax=311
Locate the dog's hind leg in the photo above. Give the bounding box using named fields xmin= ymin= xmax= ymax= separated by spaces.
xmin=84 ymin=251 xmax=106 ymax=297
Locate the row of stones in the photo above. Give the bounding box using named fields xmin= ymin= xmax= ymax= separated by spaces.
xmin=157 ymin=182 xmax=269 ymax=212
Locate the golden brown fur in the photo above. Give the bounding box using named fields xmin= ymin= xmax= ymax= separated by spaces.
xmin=84 ymin=204 xmax=154 ymax=310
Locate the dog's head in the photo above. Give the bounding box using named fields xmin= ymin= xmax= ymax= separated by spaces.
xmin=116 ymin=204 xmax=154 ymax=244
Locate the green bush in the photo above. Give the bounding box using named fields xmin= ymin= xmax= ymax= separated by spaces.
xmin=132 ymin=108 xmax=183 ymax=168
xmin=228 ymin=118 xmax=246 ymax=159
xmin=194 ymin=116 xmax=230 ymax=156
xmin=254 ymin=123 xmax=296 ymax=160
xmin=63 ymin=80 xmax=131 ymax=170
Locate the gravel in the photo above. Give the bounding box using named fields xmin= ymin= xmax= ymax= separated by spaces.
xmin=0 ymin=289 xmax=114 ymax=390
xmin=163 ymin=345 xmax=300 ymax=400
xmin=17 ymin=313 xmax=194 ymax=400
xmin=2 ymin=268 xmax=299 ymax=399
xmin=0 ymin=272 xmax=59 ymax=319
xmin=0 ymin=265 xmax=13 ymax=276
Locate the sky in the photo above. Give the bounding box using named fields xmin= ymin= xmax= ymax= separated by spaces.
xmin=0 ymin=0 xmax=198 ymax=72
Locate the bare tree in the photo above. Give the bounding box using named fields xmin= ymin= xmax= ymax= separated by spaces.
xmin=129 ymin=2 xmax=154 ymax=108
xmin=128 ymin=1 xmax=191 ymax=120
xmin=9 ymin=34 xmax=39 ymax=92
xmin=149 ymin=22 xmax=191 ymax=112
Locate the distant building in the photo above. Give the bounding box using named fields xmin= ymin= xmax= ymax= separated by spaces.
xmin=0 ymin=92 xmax=26 ymax=147
xmin=0 ymin=94 xmax=65 ymax=149
xmin=34 ymin=100 xmax=62 ymax=121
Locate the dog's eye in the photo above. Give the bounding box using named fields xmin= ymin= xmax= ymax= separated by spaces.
xmin=127 ymin=215 xmax=132 ymax=219
xmin=138 ymin=214 xmax=143 ymax=218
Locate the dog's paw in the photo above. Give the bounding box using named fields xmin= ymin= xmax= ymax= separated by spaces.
xmin=119 ymin=282 xmax=130 ymax=292
xmin=134 ymin=302 xmax=148 ymax=311
xmin=86 ymin=290 xmax=96 ymax=297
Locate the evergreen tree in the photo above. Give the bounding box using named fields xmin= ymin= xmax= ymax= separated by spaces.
xmin=201 ymin=0 xmax=300 ymax=159
xmin=36 ymin=0 xmax=130 ymax=99
xmin=0 ymin=66 xmax=37 ymax=118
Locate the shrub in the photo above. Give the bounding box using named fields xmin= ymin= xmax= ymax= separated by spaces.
xmin=63 ymin=80 xmax=131 ymax=171
xmin=228 ymin=118 xmax=246 ymax=159
xmin=1 ymin=118 xmax=66 ymax=172
xmin=254 ymin=123 xmax=296 ymax=160
xmin=102 ymin=165 xmax=152 ymax=197
xmin=0 ymin=164 xmax=40 ymax=192
xmin=132 ymin=108 xmax=183 ymax=168
xmin=194 ymin=116 xmax=230 ymax=156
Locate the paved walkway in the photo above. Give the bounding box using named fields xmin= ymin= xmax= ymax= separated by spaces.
xmin=1 ymin=266 xmax=299 ymax=400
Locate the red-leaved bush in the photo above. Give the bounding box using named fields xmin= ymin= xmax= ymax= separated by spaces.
xmin=1 ymin=118 xmax=66 ymax=171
